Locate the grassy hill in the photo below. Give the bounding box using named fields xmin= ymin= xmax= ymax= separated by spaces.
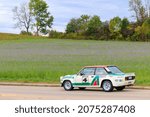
xmin=0 ymin=33 xmax=150 ymax=85
xmin=0 ymin=33 xmax=46 ymax=40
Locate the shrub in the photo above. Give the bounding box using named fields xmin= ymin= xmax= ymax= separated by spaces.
xmin=20 ymin=31 xmax=32 ymax=35
xmin=49 ymin=30 xmax=64 ymax=39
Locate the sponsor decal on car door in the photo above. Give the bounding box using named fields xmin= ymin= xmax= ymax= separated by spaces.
xmin=90 ymin=75 xmax=100 ymax=86
xmin=73 ymin=67 xmax=96 ymax=86
xmin=74 ymin=75 xmax=90 ymax=86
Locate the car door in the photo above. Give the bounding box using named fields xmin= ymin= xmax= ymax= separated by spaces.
xmin=74 ymin=67 xmax=95 ymax=86
xmin=92 ymin=67 xmax=108 ymax=86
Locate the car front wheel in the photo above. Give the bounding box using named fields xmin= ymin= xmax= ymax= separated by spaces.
xmin=102 ymin=80 xmax=113 ymax=92
xmin=115 ymin=86 xmax=125 ymax=91
xmin=63 ymin=81 xmax=73 ymax=91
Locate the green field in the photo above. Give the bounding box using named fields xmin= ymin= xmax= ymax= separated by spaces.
xmin=0 ymin=37 xmax=150 ymax=85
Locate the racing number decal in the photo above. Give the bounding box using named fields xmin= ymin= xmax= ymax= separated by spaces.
xmin=83 ymin=78 xmax=87 ymax=82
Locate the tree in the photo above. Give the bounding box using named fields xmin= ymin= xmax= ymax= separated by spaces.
xmin=66 ymin=18 xmax=81 ymax=33
xmin=80 ymin=15 xmax=90 ymax=33
xmin=144 ymin=0 xmax=150 ymax=17
xmin=29 ymin=0 xmax=54 ymax=35
xmin=134 ymin=26 xmax=144 ymax=41
xmin=142 ymin=18 xmax=150 ymax=33
xmin=129 ymin=0 xmax=147 ymax=24
xmin=109 ymin=17 xmax=122 ymax=33
xmin=66 ymin=15 xmax=90 ymax=34
xmin=100 ymin=21 xmax=110 ymax=40
xmin=142 ymin=18 xmax=150 ymax=40
xmin=103 ymin=21 xmax=110 ymax=39
xmin=12 ymin=2 xmax=32 ymax=33
xmin=86 ymin=15 xmax=102 ymax=36
xmin=109 ymin=17 xmax=122 ymax=39
xmin=121 ymin=18 xmax=130 ymax=38
xmin=80 ymin=15 xmax=90 ymax=23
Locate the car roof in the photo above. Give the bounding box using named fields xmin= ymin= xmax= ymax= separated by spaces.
xmin=84 ymin=65 xmax=115 ymax=68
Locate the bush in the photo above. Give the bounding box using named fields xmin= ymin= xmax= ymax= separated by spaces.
xmin=20 ymin=31 xmax=32 ymax=36
xmin=49 ymin=30 xmax=65 ymax=39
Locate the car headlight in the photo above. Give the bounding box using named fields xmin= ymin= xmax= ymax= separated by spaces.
xmin=119 ymin=79 xmax=123 ymax=82
xmin=115 ymin=79 xmax=123 ymax=82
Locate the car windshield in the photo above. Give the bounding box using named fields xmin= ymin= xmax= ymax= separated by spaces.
xmin=107 ymin=66 xmax=123 ymax=74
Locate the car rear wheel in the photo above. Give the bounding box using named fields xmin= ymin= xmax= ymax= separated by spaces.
xmin=63 ymin=81 xmax=73 ymax=91
xmin=116 ymin=86 xmax=125 ymax=91
xmin=102 ymin=80 xmax=113 ymax=92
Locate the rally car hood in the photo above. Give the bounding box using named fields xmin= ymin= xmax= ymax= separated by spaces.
xmin=63 ymin=74 xmax=77 ymax=79
xmin=124 ymin=73 xmax=135 ymax=77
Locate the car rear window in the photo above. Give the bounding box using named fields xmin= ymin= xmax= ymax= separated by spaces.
xmin=107 ymin=66 xmax=123 ymax=74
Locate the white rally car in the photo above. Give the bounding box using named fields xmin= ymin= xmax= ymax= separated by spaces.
xmin=60 ymin=65 xmax=135 ymax=92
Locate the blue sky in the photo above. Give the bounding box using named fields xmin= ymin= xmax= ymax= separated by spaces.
xmin=0 ymin=0 xmax=131 ymax=34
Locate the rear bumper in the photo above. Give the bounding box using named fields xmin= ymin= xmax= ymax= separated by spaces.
xmin=113 ymin=80 xmax=135 ymax=87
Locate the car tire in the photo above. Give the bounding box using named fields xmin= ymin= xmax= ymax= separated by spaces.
xmin=102 ymin=80 xmax=113 ymax=92
xmin=79 ymin=87 xmax=86 ymax=90
xmin=63 ymin=81 xmax=73 ymax=91
xmin=115 ymin=86 xmax=125 ymax=91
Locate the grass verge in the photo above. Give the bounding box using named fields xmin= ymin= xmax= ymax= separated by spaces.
xmin=0 ymin=33 xmax=150 ymax=85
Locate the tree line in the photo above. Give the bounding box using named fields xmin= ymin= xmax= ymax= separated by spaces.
xmin=13 ymin=0 xmax=150 ymax=41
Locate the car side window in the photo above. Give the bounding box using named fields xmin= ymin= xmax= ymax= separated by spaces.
xmin=95 ymin=68 xmax=108 ymax=75
xmin=80 ymin=68 xmax=95 ymax=75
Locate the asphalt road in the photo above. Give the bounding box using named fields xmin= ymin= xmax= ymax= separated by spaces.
xmin=0 ymin=86 xmax=150 ymax=100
